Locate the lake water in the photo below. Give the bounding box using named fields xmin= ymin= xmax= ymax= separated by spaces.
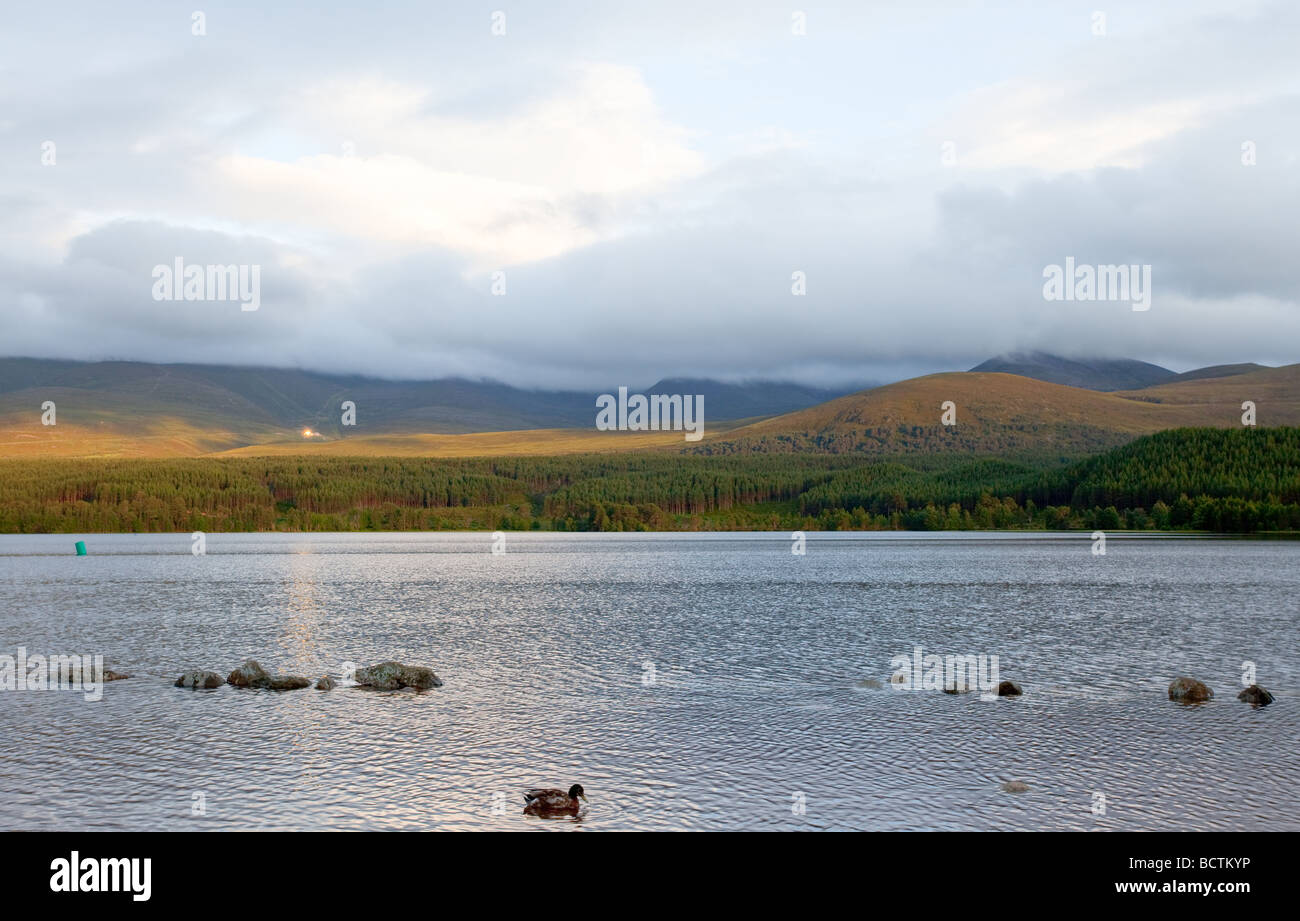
xmin=0 ymin=532 xmax=1296 ymax=831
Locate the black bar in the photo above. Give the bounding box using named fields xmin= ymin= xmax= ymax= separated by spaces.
xmin=2 ymin=831 xmax=1275 ymax=907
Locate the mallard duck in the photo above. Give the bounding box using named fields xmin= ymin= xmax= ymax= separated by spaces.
xmin=523 ymin=784 xmax=587 ymax=816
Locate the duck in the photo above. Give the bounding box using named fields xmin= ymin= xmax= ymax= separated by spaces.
xmin=523 ymin=784 xmax=587 ymax=816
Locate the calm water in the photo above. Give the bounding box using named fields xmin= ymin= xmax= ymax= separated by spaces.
xmin=0 ymin=532 xmax=1296 ymax=831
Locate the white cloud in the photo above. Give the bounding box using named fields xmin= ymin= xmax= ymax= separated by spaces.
xmin=197 ymin=65 xmax=705 ymax=268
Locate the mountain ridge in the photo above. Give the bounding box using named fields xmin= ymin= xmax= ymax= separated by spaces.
xmin=2 ymin=355 xmax=1295 ymax=459
xmin=0 ymin=357 xmax=860 ymax=445
xmin=968 ymin=351 xmax=1177 ymax=391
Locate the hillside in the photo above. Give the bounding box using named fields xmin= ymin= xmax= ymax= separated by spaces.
xmin=1169 ymin=362 xmax=1267 ymax=383
xmin=1113 ymin=363 xmax=1300 ymax=413
xmin=696 ymin=366 xmax=1300 ymax=458
xmin=968 ymin=352 xmax=1176 ymax=390
xmin=1043 ymin=427 xmax=1300 ymax=510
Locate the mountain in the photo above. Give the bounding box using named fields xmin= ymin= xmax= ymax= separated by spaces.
xmin=698 ymin=365 xmax=1300 ymax=458
xmin=0 ymin=357 xmax=856 ymax=457
xmin=968 ymin=352 xmax=1175 ymax=391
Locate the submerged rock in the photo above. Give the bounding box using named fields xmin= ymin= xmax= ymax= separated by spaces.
xmin=941 ymin=682 xmax=972 ymax=694
xmin=1001 ymin=781 xmax=1030 ymax=793
xmin=175 ymin=670 xmax=224 ymax=689
xmin=1168 ymin=676 xmax=1214 ymax=703
xmin=354 ymin=661 xmax=443 ymax=690
xmin=1237 ymin=684 xmax=1274 ymax=707
xmin=996 ymin=680 xmax=1022 ymax=697
xmin=51 ymin=663 xmax=131 ymax=683
xmin=315 ymin=676 xmax=337 ymax=691
xmin=855 ymin=678 xmax=883 ymax=689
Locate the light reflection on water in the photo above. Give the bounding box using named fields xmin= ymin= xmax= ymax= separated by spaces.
xmin=0 ymin=532 xmax=1296 ymax=831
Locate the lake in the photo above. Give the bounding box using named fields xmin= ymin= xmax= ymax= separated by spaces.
xmin=0 ymin=532 xmax=1295 ymax=831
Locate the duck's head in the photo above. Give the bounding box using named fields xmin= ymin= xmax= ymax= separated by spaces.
xmin=568 ymin=784 xmax=588 ymax=803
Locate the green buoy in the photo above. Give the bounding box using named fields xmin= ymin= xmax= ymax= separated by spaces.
xmin=75 ymin=541 xmax=87 ymax=556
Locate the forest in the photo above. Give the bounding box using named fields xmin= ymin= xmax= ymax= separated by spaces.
xmin=0 ymin=427 xmax=1296 ymax=533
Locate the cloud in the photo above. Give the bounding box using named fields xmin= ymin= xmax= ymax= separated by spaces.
xmin=202 ymin=65 xmax=705 ymax=268
xmin=0 ymin=0 xmax=1297 ymax=388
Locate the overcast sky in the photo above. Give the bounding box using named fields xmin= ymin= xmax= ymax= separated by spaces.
xmin=2 ymin=0 xmax=1297 ymax=388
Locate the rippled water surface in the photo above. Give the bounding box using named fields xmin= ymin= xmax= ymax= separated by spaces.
xmin=1 ymin=532 xmax=1296 ymax=831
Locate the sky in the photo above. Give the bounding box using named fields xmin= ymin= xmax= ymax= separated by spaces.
xmin=1 ymin=0 xmax=1298 ymax=388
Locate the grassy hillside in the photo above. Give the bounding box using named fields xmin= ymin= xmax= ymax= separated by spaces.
xmin=1170 ymin=362 xmax=1267 ymax=383
xmin=2 ymin=428 xmax=1296 ymax=533
xmin=1113 ymin=362 xmax=1300 ymax=410
xmin=699 ymin=366 xmax=1300 ymax=458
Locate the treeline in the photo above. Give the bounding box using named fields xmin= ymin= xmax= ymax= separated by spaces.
xmin=689 ymin=422 xmax=1131 ymax=458
xmin=1 ymin=428 xmax=1297 ymax=533
xmin=0 ymin=455 xmax=861 ymax=533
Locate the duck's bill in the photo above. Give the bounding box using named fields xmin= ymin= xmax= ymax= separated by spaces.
xmin=579 ymin=794 xmax=588 ymax=802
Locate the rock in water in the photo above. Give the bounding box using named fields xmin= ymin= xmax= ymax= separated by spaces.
xmin=103 ymin=670 xmax=130 ymax=681
xmin=227 ymin=659 xmax=271 ymax=688
xmin=265 ymin=676 xmax=311 ymax=691
xmin=354 ymin=661 xmax=443 ymax=690
xmin=1168 ymin=676 xmax=1214 ymax=703
xmin=315 ymin=676 xmax=337 ymax=690
xmin=941 ymin=682 xmax=972 ymax=694
xmin=1237 ymin=684 xmax=1274 ymax=707
xmin=997 ymin=680 xmax=1022 ymax=696
xmin=227 ymin=659 xmax=310 ymax=690
xmin=1001 ymin=781 xmax=1030 ymax=793
xmin=175 ymin=670 xmax=224 ymax=689
xmin=855 ymin=678 xmax=883 ymax=689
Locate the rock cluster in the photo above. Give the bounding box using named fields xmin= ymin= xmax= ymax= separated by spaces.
xmin=172 ymin=659 xmax=442 ymax=692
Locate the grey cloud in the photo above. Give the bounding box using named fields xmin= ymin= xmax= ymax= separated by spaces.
xmin=1 ymin=0 xmax=1297 ymax=387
